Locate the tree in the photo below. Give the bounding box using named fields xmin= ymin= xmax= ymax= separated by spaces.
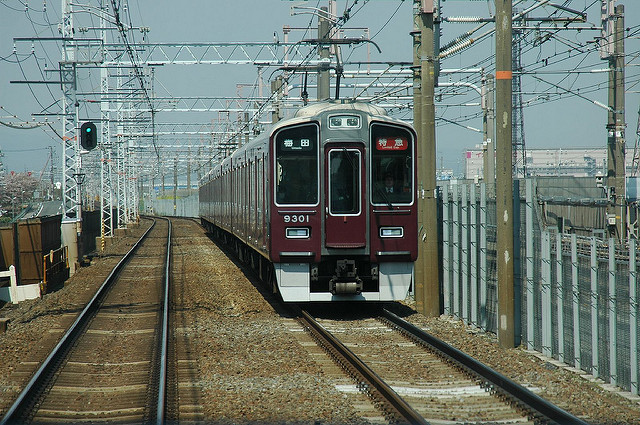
xmin=0 ymin=171 xmax=39 ymax=217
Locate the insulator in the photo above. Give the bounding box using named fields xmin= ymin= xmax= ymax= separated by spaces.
xmin=440 ymin=31 xmax=473 ymax=51
xmin=439 ymin=39 xmax=474 ymax=59
xmin=447 ymin=16 xmax=484 ymax=23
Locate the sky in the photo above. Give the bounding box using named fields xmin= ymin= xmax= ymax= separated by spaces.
xmin=0 ymin=0 xmax=638 ymax=181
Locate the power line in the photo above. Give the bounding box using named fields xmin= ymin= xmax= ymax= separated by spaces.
xmin=109 ymin=0 xmax=158 ymax=161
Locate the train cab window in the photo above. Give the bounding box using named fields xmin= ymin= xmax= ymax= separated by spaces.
xmin=274 ymin=124 xmax=319 ymax=205
xmin=371 ymin=124 xmax=414 ymax=205
xmin=329 ymin=149 xmax=361 ymax=215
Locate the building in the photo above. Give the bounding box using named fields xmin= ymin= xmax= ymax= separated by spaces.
xmin=462 ymin=147 xmax=635 ymax=179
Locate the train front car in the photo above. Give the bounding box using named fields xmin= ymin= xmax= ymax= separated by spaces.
xmin=270 ymin=102 xmax=417 ymax=302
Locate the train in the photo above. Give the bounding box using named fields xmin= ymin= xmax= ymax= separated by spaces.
xmin=199 ymin=100 xmax=417 ymax=302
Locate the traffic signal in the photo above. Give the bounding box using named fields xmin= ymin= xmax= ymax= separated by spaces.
xmin=80 ymin=122 xmax=97 ymax=150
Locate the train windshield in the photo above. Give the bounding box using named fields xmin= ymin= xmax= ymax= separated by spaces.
xmin=371 ymin=123 xmax=414 ymax=205
xmin=328 ymin=149 xmax=361 ymax=215
xmin=274 ymin=123 xmax=319 ymax=205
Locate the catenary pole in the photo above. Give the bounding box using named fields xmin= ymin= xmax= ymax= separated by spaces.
xmin=483 ymin=74 xmax=495 ymax=191
xmin=317 ymin=7 xmax=331 ymax=101
xmin=495 ymin=0 xmax=515 ymax=348
xmin=606 ymin=4 xmax=626 ymax=240
xmin=412 ymin=2 xmax=425 ymax=313
xmin=418 ymin=0 xmax=440 ymax=317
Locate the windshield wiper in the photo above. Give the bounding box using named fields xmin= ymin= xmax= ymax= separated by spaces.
xmin=375 ymin=186 xmax=394 ymax=210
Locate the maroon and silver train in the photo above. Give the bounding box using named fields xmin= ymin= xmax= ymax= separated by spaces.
xmin=199 ymin=101 xmax=417 ymax=302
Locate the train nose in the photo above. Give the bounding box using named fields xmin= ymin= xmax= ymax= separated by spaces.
xmin=329 ymin=259 xmax=363 ymax=295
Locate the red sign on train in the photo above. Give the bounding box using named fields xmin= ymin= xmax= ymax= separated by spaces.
xmin=375 ymin=137 xmax=408 ymax=151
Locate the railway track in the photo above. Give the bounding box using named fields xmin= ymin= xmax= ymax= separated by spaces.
xmin=0 ymin=218 xmax=172 ymax=425
xmin=296 ymin=306 xmax=589 ymax=425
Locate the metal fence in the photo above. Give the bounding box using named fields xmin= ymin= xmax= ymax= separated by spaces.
xmin=147 ymin=193 xmax=199 ymax=217
xmin=440 ymin=179 xmax=639 ymax=395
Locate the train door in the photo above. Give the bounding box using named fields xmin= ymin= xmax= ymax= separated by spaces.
xmin=324 ymin=145 xmax=366 ymax=248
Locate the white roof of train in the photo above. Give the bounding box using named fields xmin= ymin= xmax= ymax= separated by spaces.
xmin=293 ymin=100 xmax=387 ymax=118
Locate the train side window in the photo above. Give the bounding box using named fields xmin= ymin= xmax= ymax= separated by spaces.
xmin=274 ymin=123 xmax=319 ymax=206
xmin=371 ymin=123 xmax=414 ymax=205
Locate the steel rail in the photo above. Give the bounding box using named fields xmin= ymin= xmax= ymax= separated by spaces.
xmin=298 ymin=309 xmax=429 ymax=425
xmin=0 ymin=219 xmax=162 ymax=425
xmin=156 ymin=218 xmax=172 ymax=425
xmin=381 ymin=309 xmax=590 ymax=425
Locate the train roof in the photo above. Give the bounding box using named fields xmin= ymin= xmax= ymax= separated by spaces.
xmin=293 ymin=100 xmax=387 ymax=119
xmin=201 ymin=100 xmax=412 ymax=183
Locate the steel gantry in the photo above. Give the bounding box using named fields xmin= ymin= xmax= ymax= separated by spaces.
xmin=103 ymin=42 xmax=313 ymax=66
xmin=100 ymin=0 xmax=114 ymax=241
xmin=61 ymin=0 xmax=81 ymax=220
xmin=15 ymin=6 xmax=451 ymax=242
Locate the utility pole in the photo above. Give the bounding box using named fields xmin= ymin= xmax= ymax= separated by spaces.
xmin=187 ymin=148 xmax=192 ymax=194
xmin=197 ymin=147 xmax=203 ymax=183
xmin=417 ymin=0 xmax=440 ymax=317
xmin=271 ymin=76 xmax=284 ymax=124
xmin=0 ymin=148 xmax=5 ymax=177
xmin=483 ymin=74 xmax=495 ymax=190
xmin=173 ymin=157 xmax=178 ymax=216
xmin=48 ymin=146 xmax=55 ymax=200
xmin=412 ymin=2 xmax=425 ymax=314
xmin=512 ymin=22 xmax=526 ymax=178
xmin=606 ymin=4 xmax=626 ymax=240
xmin=495 ymin=0 xmax=515 ymax=348
xmin=244 ymin=112 xmax=250 ymax=145
xmin=317 ymin=6 xmax=331 ymax=101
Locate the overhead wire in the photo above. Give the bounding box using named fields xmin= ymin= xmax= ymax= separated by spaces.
xmin=433 ymin=0 xmax=639 ymax=133
xmin=0 ymin=0 xmax=69 ymax=146
xmin=109 ymin=0 xmax=158 ymax=161
xmin=3 ymin=1 xmax=639 ymax=172
xmin=214 ymin=0 xmax=372 ymax=160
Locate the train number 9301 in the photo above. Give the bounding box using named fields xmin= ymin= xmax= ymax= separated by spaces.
xmin=283 ymin=214 xmax=310 ymax=223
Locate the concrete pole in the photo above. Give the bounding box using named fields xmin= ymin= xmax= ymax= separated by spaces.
xmin=244 ymin=112 xmax=250 ymax=145
xmin=483 ymin=74 xmax=496 ymax=192
xmin=412 ymin=2 xmax=425 ymax=314
xmin=317 ymin=6 xmax=331 ymax=101
xmin=495 ymin=0 xmax=515 ymax=348
xmin=606 ymin=4 xmax=626 ymax=240
xmin=173 ymin=157 xmax=178 ymax=216
xmin=418 ymin=3 xmax=440 ymax=317
xmin=197 ymin=147 xmax=203 ymax=183
xmin=138 ymin=175 xmax=144 ymax=214
xmin=271 ymin=76 xmax=283 ymax=124
xmin=187 ymin=148 xmax=192 ymax=195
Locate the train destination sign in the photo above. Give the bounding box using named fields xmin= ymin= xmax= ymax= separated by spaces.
xmin=376 ymin=137 xmax=408 ymax=151
xmin=280 ymin=138 xmax=314 ymax=151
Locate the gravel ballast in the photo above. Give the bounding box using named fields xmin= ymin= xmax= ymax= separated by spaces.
xmin=0 ymin=218 xmax=638 ymax=424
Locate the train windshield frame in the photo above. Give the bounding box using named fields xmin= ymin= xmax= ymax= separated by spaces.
xmin=328 ymin=148 xmax=362 ymax=216
xmin=273 ymin=123 xmax=320 ymax=206
xmin=370 ymin=123 xmax=414 ymax=206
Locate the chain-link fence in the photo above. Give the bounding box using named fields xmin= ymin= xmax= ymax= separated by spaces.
xmin=440 ymin=179 xmax=639 ymax=395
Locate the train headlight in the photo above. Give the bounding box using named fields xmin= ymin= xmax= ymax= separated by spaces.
xmin=379 ymin=227 xmax=403 ymax=238
xmin=286 ymin=227 xmax=310 ymax=238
